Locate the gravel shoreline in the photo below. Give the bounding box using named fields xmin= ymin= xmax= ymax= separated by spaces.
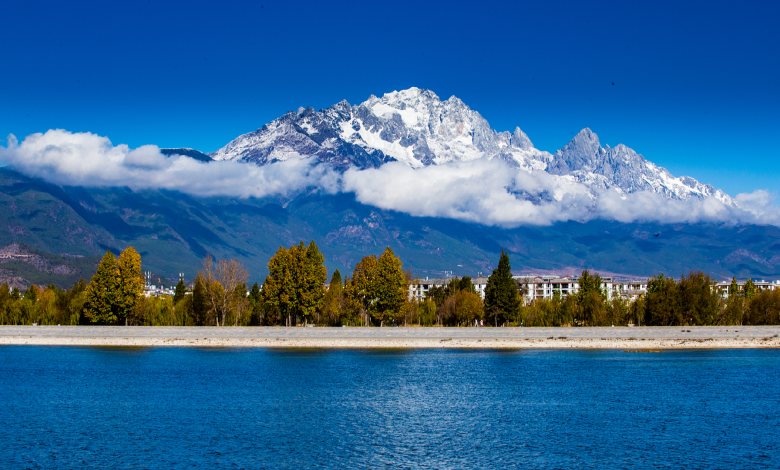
xmin=1 ymin=326 xmax=779 ymax=348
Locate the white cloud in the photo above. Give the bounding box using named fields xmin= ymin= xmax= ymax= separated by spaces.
xmin=341 ymin=159 xmax=593 ymax=226
xmin=2 ymin=129 xmax=779 ymax=227
xmin=733 ymin=190 xmax=780 ymax=226
xmin=0 ymin=130 xmax=340 ymax=198
xmin=341 ymin=159 xmax=780 ymax=227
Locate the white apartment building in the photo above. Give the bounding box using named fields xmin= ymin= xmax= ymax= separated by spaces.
xmin=612 ymin=281 xmax=649 ymax=302
xmin=410 ymin=275 xmax=780 ymax=305
xmin=515 ymin=275 xmax=648 ymax=304
xmin=713 ymin=279 xmax=780 ymax=299
xmin=409 ymin=277 xmax=453 ymax=302
xmin=409 ymin=274 xmax=649 ymax=304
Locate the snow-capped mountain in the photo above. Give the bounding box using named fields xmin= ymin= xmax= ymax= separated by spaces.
xmin=210 ymin=87 xmax=550 ymax=171
xmin=211 ymin=87 xmax=735 ymax=205
xmin=547 ymin=128 xmax=734 ymax=204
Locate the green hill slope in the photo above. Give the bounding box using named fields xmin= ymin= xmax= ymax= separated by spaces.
xmin=1 ymin=168 xmax=778 ymax=287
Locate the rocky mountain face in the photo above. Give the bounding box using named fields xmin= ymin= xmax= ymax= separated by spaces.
xmin=547 ymin=128 xmax=733 ymax=204
xmin=0 ymin=243 xmax=75 ymax=275
xmin=211 ymin=87 xmax=735 ymax=205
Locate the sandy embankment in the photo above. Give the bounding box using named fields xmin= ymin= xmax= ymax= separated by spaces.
xmin=2 ymin=337 xmax=779 ymax=349
xmin=1 ymin=326 xmax=779 ymax=348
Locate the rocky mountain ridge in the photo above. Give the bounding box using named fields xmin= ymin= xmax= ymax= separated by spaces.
xmin=210 ymin=87 xmax=735 ymax=205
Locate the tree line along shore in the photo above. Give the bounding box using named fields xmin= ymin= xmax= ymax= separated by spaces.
xmin=1 ymin=241 xmax=779 ymax=327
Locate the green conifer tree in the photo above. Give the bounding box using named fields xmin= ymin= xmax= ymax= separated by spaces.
xmin=246 ymin=282 xmax=263 ymax=325
xmin=645 ymin=273 xmax=683 ymax=326
xmin=174 ymin=277 xmax=187 ymax=304
xmin=24 ymin=284 xmax=39 ymax=302
xmin=484 ymin=249 xmax=520 ymax=326
xmin=459 ymin=276 xmax=476 ymax=294
xmin=744 ymin=278 xmax=757 ymax=300
xmin=191 ymin=273 xmax=211 ymax=325
xmin=248 ymin=282 xmax=262 ymax=305
xmin=84 ymin=250 xmax=120 ymax=324
xmin=729 ymin=276 xmax=739 ymax=297
xmin=330 ymin=269 xmax=342 ymax=290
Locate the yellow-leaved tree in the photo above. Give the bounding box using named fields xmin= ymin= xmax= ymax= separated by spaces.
xmin=348 ymin=247 xmax=405 ymax=326
xmin=117 ymin=247 xmax=144 ymax=325
xmin=262 ymin=241 xmax=326 ymax=326
xmin=85 ymin=247 xmax=144 ymax=325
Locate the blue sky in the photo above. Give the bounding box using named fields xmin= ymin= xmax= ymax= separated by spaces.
xmin=1 ymin=0 xmax=778 ymax=196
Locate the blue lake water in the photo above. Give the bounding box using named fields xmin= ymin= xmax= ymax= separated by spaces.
xmin=0 ymin=347 xmax=778 ymax=469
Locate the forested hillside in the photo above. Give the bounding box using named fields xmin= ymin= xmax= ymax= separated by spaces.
xmin=2 ymin=167 xmax=780 ymax=288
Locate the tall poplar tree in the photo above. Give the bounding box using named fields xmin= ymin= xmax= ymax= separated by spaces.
xmin=577 ymin=270 xmax=604 ymax=300
xmin=117 ymin=247 xmax=144 ymax=325
xmin=330 ymin=269 xmax=342 ymax=289
xmin=298 ymin=241 xmax=327 ymax=325
xmin=321 ymin=270 xmax=345 ymax=325
xmin=484 ymin=249 xmax=520 ymax=326
xmin=263 ymin=246 xmax=295 ymax=326
xmin=262 ymin=241 xmax=327 ymax=326
xmin=645 ymin=273 xmax=681 ymax=326
xmin=84 ymin=250 xmax=120 ymax=324
xmin=577 ymin=269 xmax=606 ymax=325
xmin=376 ymin=247 xmax=405 ymax=324
xmin=349 ymin=253 xmax=380 ymax=324
xmin=347 ymin=248 xmax=406 ymax=326
xmin=729 ymin=277 xmax=739 ymax=297
xmin=744 ymin=279 xmax=757 ymax=300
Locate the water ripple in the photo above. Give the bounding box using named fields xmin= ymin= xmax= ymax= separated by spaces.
xmin=0 ymin=347 xmax=778 ymax=469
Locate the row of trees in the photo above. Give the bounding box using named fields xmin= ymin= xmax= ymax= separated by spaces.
xmin=3 ymin=241 xmax=780 ymax=327
xmin=0 ymin=247 xmax=149 ymax=326
xmin=516 ymin=271 xmax=780 ymax=327
xmin=156 ymin=242 xmax=408 ymax=327
xmin=262 ymin=243 xmax=407 ymax=327
xmin=0 ymin=281 xmax=86 ymax=326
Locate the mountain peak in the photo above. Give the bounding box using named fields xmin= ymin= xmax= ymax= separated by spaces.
xmin=548 ymin=128 xmax=602 ymax=175
xmin=445 ymin=95 xmax=466 ymax=106
xmin=209 ymin=88 xmax=734 ymax=206
xmin=380 ymin=87 xmax=440 ymax=105
xmin=510 ymin=127 xmax=533 ymax=150
xmin=571 ymin=128 xmax=600 ymax=147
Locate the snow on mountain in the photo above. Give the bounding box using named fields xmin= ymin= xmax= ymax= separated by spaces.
xmin=211 ymin=87 xmax=735 ymax=205
xmin=547 ymin=128 xmax=735 ymax=205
